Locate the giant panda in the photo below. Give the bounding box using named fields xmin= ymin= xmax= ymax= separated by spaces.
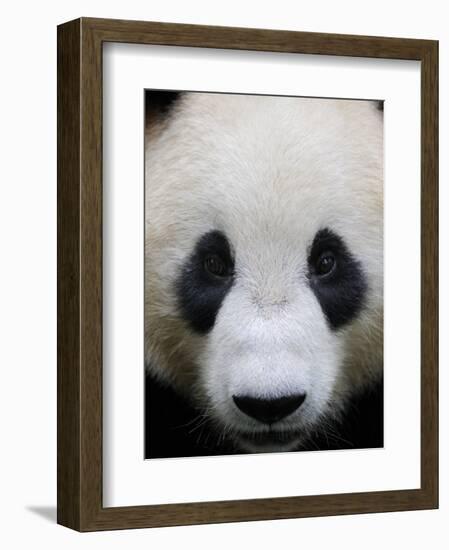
xmin=144 ymin=91 xmax=383 ymax=458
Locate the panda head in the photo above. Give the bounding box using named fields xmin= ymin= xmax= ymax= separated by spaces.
xmin=145 ymin=92 xmax=383 ymax=453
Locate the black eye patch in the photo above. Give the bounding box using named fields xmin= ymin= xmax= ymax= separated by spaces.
xmin=307 ymin=228 xmax=367 ymax=329
xmin=176 ymin=230 xmax=234 ymax=334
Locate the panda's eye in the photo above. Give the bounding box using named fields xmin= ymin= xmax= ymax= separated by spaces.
xmin=315 ymin=251 xmax=336 ymax=277
xmin=204 ymin=254 xmax=228 ymax=278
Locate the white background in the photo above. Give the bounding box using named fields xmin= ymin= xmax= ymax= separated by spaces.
xmin=0 ymin=0 xmax=446 ymax=548
xmin=103 ymin=45 xmax=421 ymax=506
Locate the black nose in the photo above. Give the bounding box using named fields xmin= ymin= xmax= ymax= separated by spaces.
xmin=232 ymin=393 xmax=306 ymax=424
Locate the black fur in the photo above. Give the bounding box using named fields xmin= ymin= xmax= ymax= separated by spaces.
xmin=307 ymin=228 xmax=367 ymax=329
xmin=145 ymin=372 xmax=383 ymax=458
xmin=176 ymin=230 xmax=234 ymax=334
xmin=145 ymin=90 xmax=182 ymax=130
xmin=145 ymin=373 xmax=234 ymax=458
xmin=145 ymin=90 xmax=181 ymax=117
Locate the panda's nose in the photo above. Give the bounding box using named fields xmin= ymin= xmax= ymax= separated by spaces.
xmin=232 ymin=393 xmax=306 ymax=424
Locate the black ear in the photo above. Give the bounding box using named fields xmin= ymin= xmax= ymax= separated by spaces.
xmin=145 ymin=90 xmax=182 ymax=124
xmin=376 ymin=100 xmax=384 ymax=112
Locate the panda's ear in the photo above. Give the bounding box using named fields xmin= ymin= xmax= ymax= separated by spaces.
xmin=145 ymin=90 xmax=182 ymax=126
xmin=376 ymin=100 xmax=384 ymax=112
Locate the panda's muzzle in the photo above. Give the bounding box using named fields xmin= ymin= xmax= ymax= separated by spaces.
xmin=232 ymin=393 xmax=306 ymax=424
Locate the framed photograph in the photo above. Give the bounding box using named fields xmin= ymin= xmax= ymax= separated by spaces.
xmin=57 ymin=17 xmax=438 ymax=531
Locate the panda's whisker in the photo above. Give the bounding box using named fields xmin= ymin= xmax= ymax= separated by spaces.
xmin=185 ymin=410 xmax=214 ymax=435
xmin=316 ymin=416 xmax=354 ymax=448
xmin=175 ymin=412 xmax=205 ymax=430
xmin=182 ymin=415 xmax=208 ymax=433
xmin=194 ymin=427 xmax=206 ymax=448
xmin=217 ymin=426 xmax=229 ymax=448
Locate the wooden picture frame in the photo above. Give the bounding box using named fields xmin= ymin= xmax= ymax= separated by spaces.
xmin=57 ymin=17 xmax=438 ymax=531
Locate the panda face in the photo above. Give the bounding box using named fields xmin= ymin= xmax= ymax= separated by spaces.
xmin=145 ymin=93 xmax=383 ymax=453
xmin=175 ymin=227 xmax=366 ymax=452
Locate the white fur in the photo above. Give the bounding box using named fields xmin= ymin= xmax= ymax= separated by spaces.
xmin=145 ymin=93 xmax=383 ymax=452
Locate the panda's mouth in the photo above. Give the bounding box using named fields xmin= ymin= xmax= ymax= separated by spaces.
xmin=235 ymin=428 xmax=303 ymax=451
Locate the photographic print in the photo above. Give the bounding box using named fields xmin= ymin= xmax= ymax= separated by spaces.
xmin=58 ymin=18 xmax=437 ymax=530
xmin=144 ymin=91 xmax=384 ymax=459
